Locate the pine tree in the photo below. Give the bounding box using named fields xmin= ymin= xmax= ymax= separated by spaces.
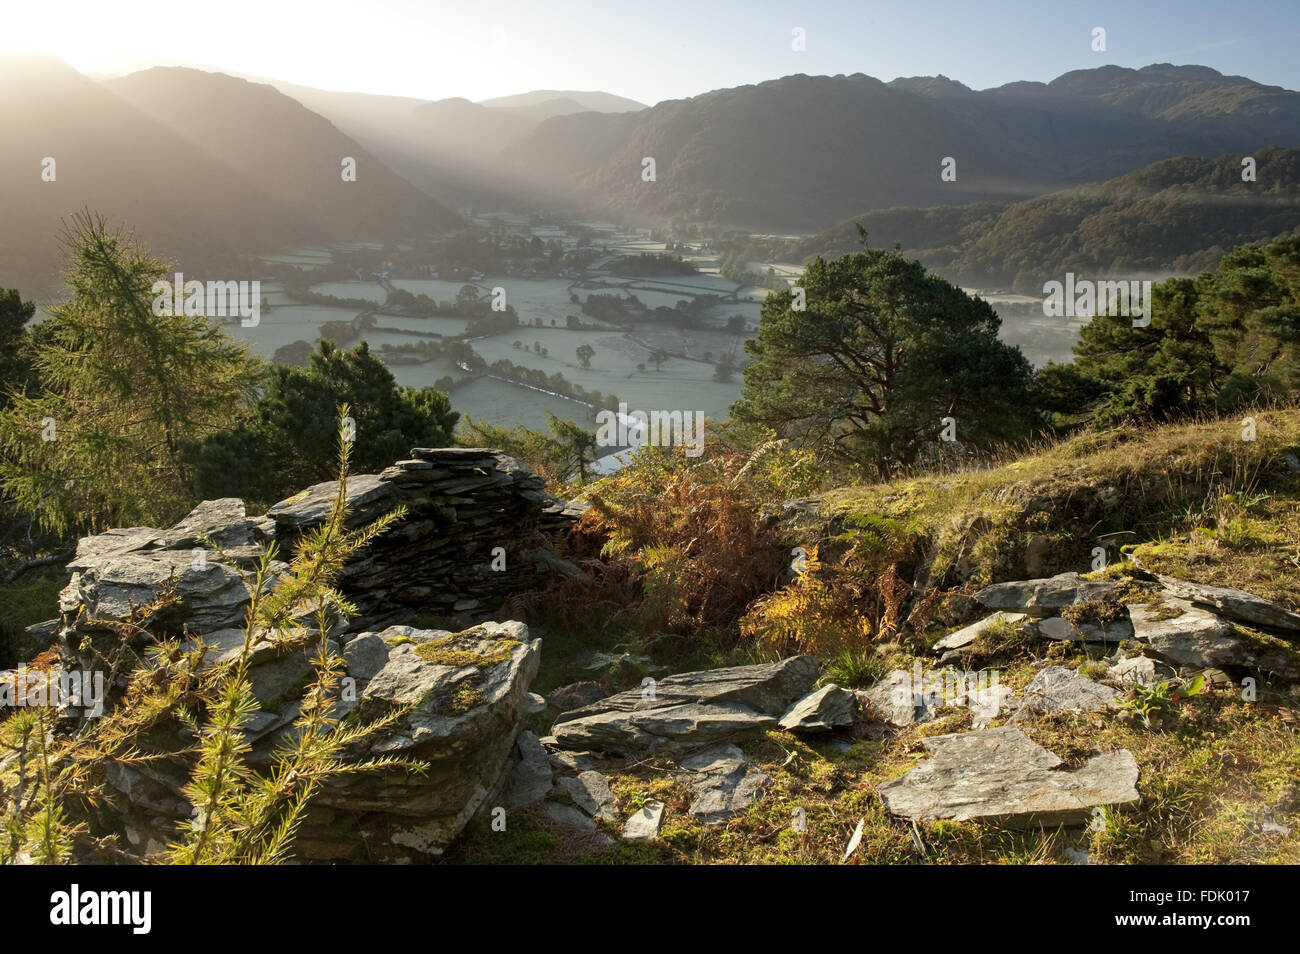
xmin=0 ymin=212 xmax=263 ymax=534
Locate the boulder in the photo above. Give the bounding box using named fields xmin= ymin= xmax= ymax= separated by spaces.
xmin=550 ymin=656 xmax=819 ymax=756
xmin=778 ymin=684 xmax=856 ymax=733
xmin=295 ymin=622 xmax=541 ymax=860
xmin=878 ymin=727 xmax=1139 ymax=827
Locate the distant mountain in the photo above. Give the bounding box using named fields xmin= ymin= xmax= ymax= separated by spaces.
xmin=478 ymin=89 xmax=647 ymax=112
xmin=106 ymin=68 xmax=457 ymax=236
xmin=0 ymin=54 xmax=456 ymax=296
xmin=509 ymin=64 xmax=1300 ymax=230
xmin=760 ymin=146 xmax=1300 ymax=292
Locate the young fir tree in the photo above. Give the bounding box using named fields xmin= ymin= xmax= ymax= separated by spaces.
xmin=0 ymin=212 xmax=263 ymax=535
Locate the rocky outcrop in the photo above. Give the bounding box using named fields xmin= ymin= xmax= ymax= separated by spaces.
xmin=100 ymin=621 xmax=541 ymax=862
xmin=32 ymin=448 xmax=585 ymax=863
xmin=958 ymin=571 xmax=1300 ymax=682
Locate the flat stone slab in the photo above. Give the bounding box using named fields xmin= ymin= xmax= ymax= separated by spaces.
xmin=551 ymin=656 xmax=819 ymax=756
xmin=1012 ymin=665 xmax=1116 ymax=720
xmin=974 ymin=573 xmax=1117 ymax=615
xmin=265 ymin=474 xmax=397 ymax=531
xmin=623 ymin=800 xmax=665 ymax=841
xmin=778 ymin=684 xmax=856 ymax=733
xmin=1129 ymin=599 xmax=1300 ymax=677
xmin=1155 ymin=576 xmax=1300 ymax=632
xmin=677 ymin=744 xmax=771 ymax=827
xmin=556 ymin=771 xmax=618 ymax=821
xmin=933 ymin=612 xmax=1027 ymax=651
xmin=878 ymin=727 xmax=1139 ymax=828
xmin=1023 ymin=615 xmax=1133 ymax=643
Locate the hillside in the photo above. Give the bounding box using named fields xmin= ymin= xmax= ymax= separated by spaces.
xmin=0 ymin=55 xmax=457 ymax=296
xmin=509 ymin=64 xmax=1300 ymax=230
xmin=761 ymin=146 xmax=1300 ymax=292
xmin=104 ymin=68 xmax=459 ymax=239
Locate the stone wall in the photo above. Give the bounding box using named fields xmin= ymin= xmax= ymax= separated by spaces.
xmin=24 ymin=447 xmax=582 ymax=862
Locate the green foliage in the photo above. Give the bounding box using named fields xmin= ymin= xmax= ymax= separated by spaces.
xmin=188 ymin=339 xmax=458 ymax=509
xmin=0 ymin=212 xmax=264 ymax=535
xmin=0 ymin=409 xmax=421 ymax=864
xmin=1118 ymin=675 xmax=1206 ymax=729
xmin=732 ymin=247 xmax=1037 ymax=474
xmin=0 ymin=288 xmax=38 ymax=403
xmin=1060 ymin=234 xmax=1300 ymax=426
xmin=458 ymin=411 xmax=597 ymax=485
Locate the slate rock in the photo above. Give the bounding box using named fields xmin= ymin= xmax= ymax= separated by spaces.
xmin=1012 ymin=665 xmax=1116 ymax=720
xmin=857 ymin=670 xmax=938 ymax=727
xmin=557 ymin=770 xmax=618 ymax=821
xmin=551 ymin=655 xmax=819 ymax=756
xmin=778 ymin=684 xmax=856 ymax=733
xmin=505 ymin=730 xmax=553 ymax=808
xmin=1155 ymin=576 xmax=1300 ymax=632
xmin=1105 ymin=655 xmax=1175 ymax=687
xmin=343 ymin=633 xmax=391 ymax=680
xmin=1023 ymin=615 xmax=1133 ymax=643
xmin=878 ymin=727 xmax=1140 ymax=827
xmin=623 ymin=800 xmax=665 ymax=841
xmin=677 ymin=744 xmax=771 ymax=827
xmin=1129 ymin=599 xmax=1300 ymax=678
xmin=973 ymin=573 xmax=1118 ymax=615
xmin=933 ymin=612 xmax=1027 ymax=651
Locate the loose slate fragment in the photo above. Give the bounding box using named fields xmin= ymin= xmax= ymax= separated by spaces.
xmin=623 ymin=801 xmax=665 ymax=842
xmin=933 ymin=612 xmax=1027 ymax=651
xmin=778 ymin=684 xmax=856 ymax=733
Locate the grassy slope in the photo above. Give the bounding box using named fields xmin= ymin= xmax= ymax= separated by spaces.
xmin=452 ymin=411 xmax=1300 ymax=864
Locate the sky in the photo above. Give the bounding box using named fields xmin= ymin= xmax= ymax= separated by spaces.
xmin=5 ymin=0 xmax=1300 ymax=105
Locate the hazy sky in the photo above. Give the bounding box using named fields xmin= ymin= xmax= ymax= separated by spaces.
xmin=8 ymin=0 xmax=1300 ymax=104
